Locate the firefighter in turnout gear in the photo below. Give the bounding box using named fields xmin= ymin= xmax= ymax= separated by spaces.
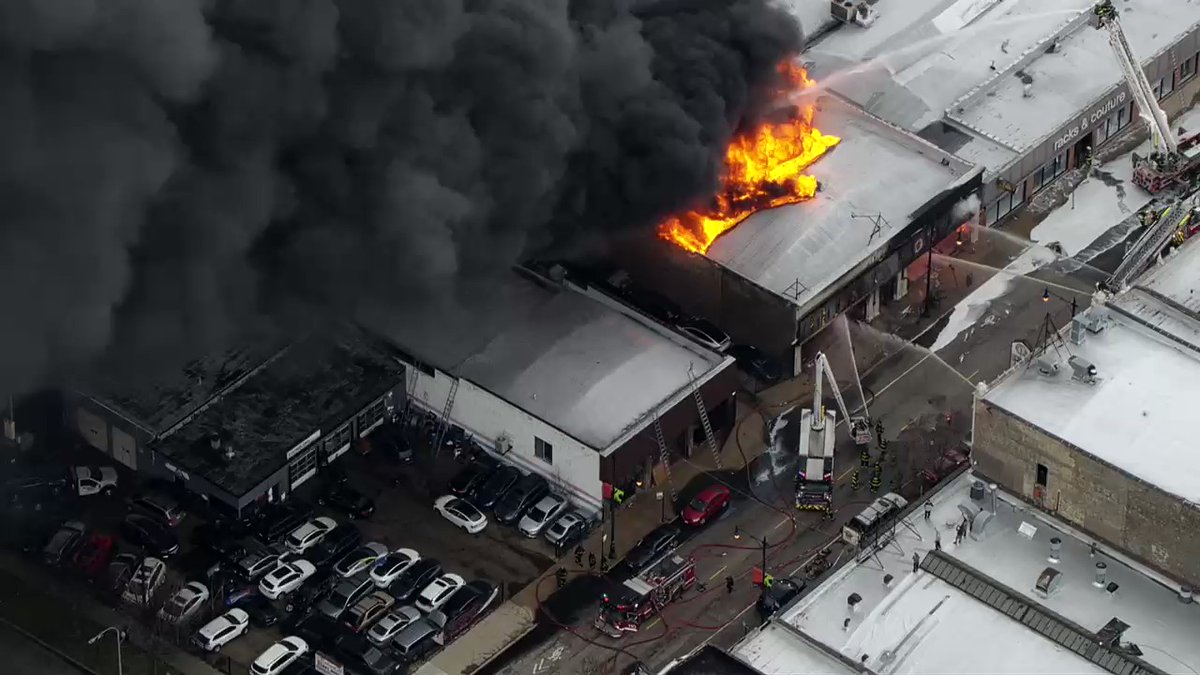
xmin=870 ymin=469 xmax=882 ymax=493
xmin=850 ymin=470 xmax=861 ymax=491
xmin=860 ymin=447 xmax=870 ymax=467
xmin=875 ymin=419 xmax=884 ymax=442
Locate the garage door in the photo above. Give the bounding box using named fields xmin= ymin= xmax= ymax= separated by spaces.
xmin=76 ymin=408 xmax=109 ymax=452
xmin=112 ymin=426 xmax=137 ymax=470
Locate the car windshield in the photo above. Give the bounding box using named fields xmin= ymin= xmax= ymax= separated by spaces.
xmin=456 ymin=501 xmax=481 ymax=518
xmin=527 ymin=507 xmax=545 ymax=521
xmin=688 ymin=497 xmax=709 ymax=511
xmin=329 ymin=590 xmax=352 ymax=607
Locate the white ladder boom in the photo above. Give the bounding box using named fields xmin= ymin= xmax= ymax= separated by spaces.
xmin=1095 ymin=2 xmax=1178 ymax=154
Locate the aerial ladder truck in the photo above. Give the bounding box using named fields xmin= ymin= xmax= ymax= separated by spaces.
xmin=795 ymin=353 xmax=871 ymax=511
xmin=1093 ymin=1 xmax=1200 ymax=193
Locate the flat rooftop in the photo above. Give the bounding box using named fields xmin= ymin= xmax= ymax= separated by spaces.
xmin=366 ymin=273 xmax=732 ymax=451
xmin=150 ymin=329 xmax=405 ymax=498
xmin=734 ymin=472 xmax=1200 ymax=674
xmin=799 ymin=0 xmax=1092 ymax=137
xmin=984 ymin=234 xmax=1200 ymax=503
xmin=949 ymin=0 xmax=1199 ymax=155
xmin=706 ymin=95 xmax=976 ymax=311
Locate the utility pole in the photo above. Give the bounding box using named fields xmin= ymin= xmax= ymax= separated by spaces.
xmin=923 ymin=221 xmax=936 ymax=316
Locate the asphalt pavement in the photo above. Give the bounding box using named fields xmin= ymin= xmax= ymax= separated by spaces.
xmin=0 ymin=621 xmax=81 ymax=675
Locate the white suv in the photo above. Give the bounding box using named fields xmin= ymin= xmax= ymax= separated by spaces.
xmin=73 ymin=466 xmax=118 ymax=496
xmin=251 ymin=636 xmax=309 ymax=675
xmin=193 ymin=609 xmax=250 ymax=652
xmin=284 ymin=517 xmax=337 ymax=554
xmin=122 ymin=557 xmax=166 ymax=606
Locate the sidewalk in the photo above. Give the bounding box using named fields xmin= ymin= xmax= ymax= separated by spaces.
xmin=0 ymin=552 xmax=221 ymax=675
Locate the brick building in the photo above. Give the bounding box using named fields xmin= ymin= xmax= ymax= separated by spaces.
xmin=972 ymin=236 xmax=1200 ymax=589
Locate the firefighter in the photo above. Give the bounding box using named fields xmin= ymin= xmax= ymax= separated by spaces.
xmin=859 ymin=448 xmax=870 ymax=467
xmin=875 ymin=418 xmax=884 ymax=438
xmin=574 ymin=545 xmax=585 ymax=567
xmin=878 ymin=437 xmax=889 ymax=453
xmin=869 ymin=470 xmax=881 ymax=493
xmin=725 ymin=576 xmax=735 ymax=594
xmin=613 ymin=487 xmax=626 ymax=506
xmin=763 ymin=573 xmax=774 ymax=589
xmin=850 ymin=470 xmax=860 ymax=491
xmin=923 ymin=499 xmax=932 ymax=521
xmin=600 ymin=557 xmax=609 ymax=573
xmin=588 ymin=552 xmax=597 ymax=570
xmin=556 ymin=568 xmax=568 ymax=589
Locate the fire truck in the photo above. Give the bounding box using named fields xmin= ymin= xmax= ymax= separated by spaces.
xmin=795 ymin=352 xmax=870 ymax=511
xmin=594 ymin=555 xmax=696 ymax=638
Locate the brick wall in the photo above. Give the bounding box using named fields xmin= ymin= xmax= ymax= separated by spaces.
xmin=974 ymin=398 xmax=1200 ymax=589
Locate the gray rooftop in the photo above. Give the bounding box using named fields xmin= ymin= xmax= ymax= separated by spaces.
xmin=149 ymin=329 xmax=405 ymax=498
xmin=366 ymin=274 xmax=731 ymax=451
xmin=734 ymin=471 xmax=1200 ymax=674
xmin=705 ymin=95 xmax=976 ymax=311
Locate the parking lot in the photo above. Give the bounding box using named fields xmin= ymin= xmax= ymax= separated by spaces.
xmin=1 ymin=420 xmax=563 ymax=674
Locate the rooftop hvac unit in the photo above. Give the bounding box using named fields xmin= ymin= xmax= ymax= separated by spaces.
xmin=495 ymin=432 xmax=513 ymax=456
xmin=1068 ymin=356 xmax=1098 ymax=384
xmin=1036 ymin=356 xmax=1060 ymax=376
xmin=830 ymin=0 xmax=856 ymax=22
xmin=1034 ymin=566 xmax=1063 ymax=598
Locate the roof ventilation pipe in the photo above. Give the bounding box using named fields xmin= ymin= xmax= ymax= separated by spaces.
xmin=1048 ymin=537 xmax=1063 ymax=564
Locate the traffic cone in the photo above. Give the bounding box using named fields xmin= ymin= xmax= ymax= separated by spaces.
xmin=850 ymin=470 xmax=860 ymax=491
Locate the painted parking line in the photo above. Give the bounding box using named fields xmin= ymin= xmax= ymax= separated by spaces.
xmin=708 ymin=564 xmax=729 ymax=582
xmin=644 ymin=617 xmax=661 ymax=631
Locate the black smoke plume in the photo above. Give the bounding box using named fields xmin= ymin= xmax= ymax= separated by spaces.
xmin=0 ymin=0 xmax=803 ymax=393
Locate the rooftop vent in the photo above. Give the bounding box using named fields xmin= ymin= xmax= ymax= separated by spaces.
xmin=1036 ymin=356 xmax=1060 ymax=376
xmin=1034 ymin=566 xmax=1062 ymax=597
xmin=1068 ymin=356 xmax=1098 ymax=384
xmin=831 ymin=0 xmax=875 ymax=26
xmin=1094 ymin=561 xmax=1108 ymax=588
xmin=209 ymin=434 xmax=221 ymax=450
xmin=1048 ymin=537 xmax=1063 ymax=563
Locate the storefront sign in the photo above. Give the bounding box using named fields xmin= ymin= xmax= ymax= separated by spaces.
xmin=286 ymin=429 xmax=322 ymax=460
xmin=1053 ymin=90 xmax=1128 ymax=151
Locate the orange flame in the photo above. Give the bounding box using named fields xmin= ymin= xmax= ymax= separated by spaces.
xmin=659 ymin=63 xmax=841 ymax=254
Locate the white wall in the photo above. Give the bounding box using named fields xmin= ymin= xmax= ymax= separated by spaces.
xmin=410 ymin=368 xmax=603 ymax=514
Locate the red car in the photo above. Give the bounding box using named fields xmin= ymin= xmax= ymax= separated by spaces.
xmin=74 ymin=534 xmax=115 ymax=580
xmin=681 ymin=485 xmax=731 ymax=526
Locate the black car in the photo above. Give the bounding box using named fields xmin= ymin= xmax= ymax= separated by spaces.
xmin=319 ymin=482 xmax=375 ymax=520
xmin=494 ymin=474 xmax=549 ymax=525
xmin=624 ymin=288 xmax=681 ymax=323
xmin=728 ymin=345 xmax=784 ymax=384
xmin=371 ymin=423 xmax=413 ymax=464
xmin=308 ymin=524 xmax=363 ymax=569
xmin=449 ymin=462 xmax=493 ymax=498
xmin=254 ymin=503 xmax=313 ymax=545
xmin=388 ymin=558 xmax=443 ymax=603
xmin=625 ymin=523 xmax=681 ymax=573
xmin=335 ymin=634 xmax=400 ymax=675
xmin=120 ymin=513 xmax=179 ymax=557
xmin=290 ymin=611 xmax=342 ymax=653
xmin=756 ymin=577 xmax=805 ymax=618
xmin=232 ymin=592 xmax=283 ymax=627
xmin=283 ymin=570 xmax=339 ymax=616
xmin=473 ymin=466 xmax=521 ymax=510
xmin=193 ymin=523 xmax=250 ymax=558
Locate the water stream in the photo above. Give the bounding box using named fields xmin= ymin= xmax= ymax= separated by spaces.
xmin=932 ymin=253 xmax=1094 ymax=297
xmin=850 ymin=318 xmax=977 ymax=390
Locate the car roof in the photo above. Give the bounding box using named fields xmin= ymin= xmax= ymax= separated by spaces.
xmin=533 ymin=494 xmax=564 ymax=509
xmin=695 ymin=484 xmax=730 ymax=499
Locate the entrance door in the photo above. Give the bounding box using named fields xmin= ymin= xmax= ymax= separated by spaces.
xmin=1074 ymin=136 xmax=1092 ymax=171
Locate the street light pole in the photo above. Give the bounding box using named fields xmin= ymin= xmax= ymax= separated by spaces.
xmin=734 ymin=527 xmax=770 ymax=585
xmin=924 ymin=223 xmax=935 ymax=316
xmin=1042 ymin=287 xmax=1079 ymax=320
xmin=88 ymin=626 xmax=123 ymax=675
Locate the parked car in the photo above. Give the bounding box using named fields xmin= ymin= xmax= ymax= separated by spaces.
xmin=334 ymin=543 xmax=389 ymax=578
xmin=371 ymin=423 xmax=413 ymax=464
xmin=388 ymin=558 xmax=443 ymax=604
xmin=43 ymin=520 xmax=86 ymax=566
xmin=367 ymin=606 xmax=422 ymax=646
xmin=448 ymin=462 xmax=493 ymax=497
xmin=317 ymin=572 xmax=375 ymax=619
xmin=494 ymin=473 xmax=549 ymax=525
xmin=728 ymin=345 xmax=783 ymax=384
xmin=319 ymin=482 xmax=376 ymax=520
xmin=681 ymin=484 xmax=731 ymax=526
xmin=285 ymin=517 xmax=338 ymax=554
xmin=73 ymin=533 xmax=115 ymax=580
xmin=343 ymin=590 xmax=395 ymax=633
xmin=675 ymin=317 xmax=732 ymax=352
xmin=254 ymin=504 xmax=313 ymax=545
xmin=624 ymin=288 xmax=682 ymax=323
xmin=228 ymin=544 xmax=281 ymax=582
xmin=390 ymin=618 xmax=440 ymax=665
xmin=120 ymin=513 xmax=179 ymax=557
xmin=370 ymin=548 xmax=420 ymax=588
xmin=307 ymin=523 xmax=362 ymax=569
xmin=250 ymin=636 xmax=309 ymax=675
xmin=544 ymin=511 xmax=590 ymax=549
xmin=625 ymin=523 xmax=681 ymax=573
xmin=192 ymin=524 xmax=250 ymax=558
xmin=290 ymin=613 xmax=341 ymax=653
xmin=259 ymin=558 xmax=317 ymax=600
xmin=433 ymin=496 xmax=488 ymax=534
xmin=472 ymin=466 xmax=521 ymax=510
xmin=157 ymin=581 xmax=210 ymax=624
xmin=231 ymin=593 xmax=282 ymax=627
xmin=335 ymin=633 xmax=400 ymax=675
xmin=416 ymin=572 xmax=464 ymax=613
xmin=518 ymin=494 xmax=568 ymax=538
xmin=756 ymin=577 xmax=805 ymax=618
xmin=122 ymin=556 xmax=166 ymax=606
xmin=131 ymin=492 xmax=187 ymax=527
xmin=3 ymin=468 xmax=71 ymax=511
xmin=193 ymin=608 xmax=250 ymax=652
xmin=105 ymin=552 xmax=141 ymax=597
xmin=72 ymin=466 xmax=118 ymax=497
xmin=427 ymin=579 xmax=499 ymax=646
xmin=281 ymin=571 xmax=338 ymax=615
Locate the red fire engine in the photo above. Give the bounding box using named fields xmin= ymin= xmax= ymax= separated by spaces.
xmin=594 ymin=555 xmax=696 ymax=638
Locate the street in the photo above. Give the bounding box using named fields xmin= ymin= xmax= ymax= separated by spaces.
xmin=479 ymin=219 xmax=1127 ymax=675
xmin=0 ymin=622 xmax=79 ymax=675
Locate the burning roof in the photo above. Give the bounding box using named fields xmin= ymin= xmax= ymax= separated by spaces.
xmin=659 ymin=63 xmax=841 ymax=254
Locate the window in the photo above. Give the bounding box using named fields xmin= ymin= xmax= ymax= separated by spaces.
xmin=989 ymin=181 xmax=1027 ymax=224
xmin=1052 ymin=151 xmax=1068 ymax=177
xmin=1097 ymin=104 xmax=1131 ymax=146
xmin=1179 ymin=54 xmax=1198 ymax=85
xmin=534 ymin=437 xmax=553 ymax=465
xmin=1153 ymin=75 xmax=1175 ymax=100
xmin=289 ymin=446 xmax=318 ymax=489
xmin=1036 ymin=463 xmax=1049 ymax=487
xmin=323 ymin=422 xmax=353 ymax=463
xmin=356 ymin=396 xmax=388 ymax=438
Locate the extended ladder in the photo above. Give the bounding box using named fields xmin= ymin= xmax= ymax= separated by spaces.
xmin=1096 ymin=4 xmax=1177 ymax=155
xmin=653 ymin=417 xmax=678 ymax=503
xmin=1105 ymin=196 xmax=1194 ymax=290
xmin=432 ymin=378 xmax=459 ymax=456
xmin=688 ymin=365 xmax=722 ymax=469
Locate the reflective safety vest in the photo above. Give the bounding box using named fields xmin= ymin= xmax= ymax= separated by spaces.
xmin=613 ymin=488 xmax=626 ymax=505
